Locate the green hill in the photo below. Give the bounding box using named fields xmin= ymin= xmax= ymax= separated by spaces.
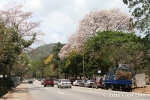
xmin=29 ymin=43 xmax=55 ymax=60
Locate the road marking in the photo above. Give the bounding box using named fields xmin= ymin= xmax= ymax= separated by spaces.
xmin=57 ymin=92 xmax=64 ymax=94
xmin=84 ymin=90 xmax=97 ymax=93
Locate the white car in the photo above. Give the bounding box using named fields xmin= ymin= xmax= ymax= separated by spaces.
xmin=54 ymin=79 xmax=59 ymax=85
xmin=57 ymin=79 xmax=72 ymax=88
xmin=73 ymin=80 xmax=82 ymax=86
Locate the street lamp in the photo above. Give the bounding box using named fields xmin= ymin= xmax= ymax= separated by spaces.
xmin=83 ymin=46 xmax=85 ymax=80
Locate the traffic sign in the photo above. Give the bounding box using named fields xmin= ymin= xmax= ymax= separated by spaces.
xmin=98 ymin=70 xmax=101 ymax=73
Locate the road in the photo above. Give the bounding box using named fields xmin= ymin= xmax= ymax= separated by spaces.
xmin=28 ymin=80 xmax=150 ymax=100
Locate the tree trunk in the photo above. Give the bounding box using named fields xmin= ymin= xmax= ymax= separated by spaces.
xmin=149 ymin=70 xmax=150 ymax=84
xmin=3 ymin=73 xmax=5 ymax=80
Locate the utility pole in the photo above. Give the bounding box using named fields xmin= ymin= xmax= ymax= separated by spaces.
xmin=83 ymin=48 xmax=85 ymax=80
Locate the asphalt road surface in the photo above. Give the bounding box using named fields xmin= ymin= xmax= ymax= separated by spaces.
xmin=27 ymin=80 xmax=150 ymax=100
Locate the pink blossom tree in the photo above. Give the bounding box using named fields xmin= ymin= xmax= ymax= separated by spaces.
xmin=0 ymin=2 xmax=44 ymax=47
xmin=59 ymin=8 xmax=133 ymax=58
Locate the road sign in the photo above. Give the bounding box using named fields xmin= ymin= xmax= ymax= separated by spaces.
xmin=98 ymin=70 xmax=101 ymax=73
xmin=98 ymin=67 xmax=101 ymax=73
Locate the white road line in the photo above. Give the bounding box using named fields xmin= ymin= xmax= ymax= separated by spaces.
xmin=57 ymin=92 xmax=64 ymax=94
xmin=84 ymin=90 xmax=96 ymax=93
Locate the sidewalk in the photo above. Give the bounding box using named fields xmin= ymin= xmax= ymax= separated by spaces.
xmin=0 ymin=82 xmax=30 ymax=100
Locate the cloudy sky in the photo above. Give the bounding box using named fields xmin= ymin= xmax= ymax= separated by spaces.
xmin=0 ymin=0 xmax=130 ymax=48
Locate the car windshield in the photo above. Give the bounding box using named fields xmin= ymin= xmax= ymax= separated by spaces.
xmin=62 ymin=79 xmax=70 ymax=82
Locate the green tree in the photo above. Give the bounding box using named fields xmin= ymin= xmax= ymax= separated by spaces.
xmin=13 ymin=54 xmax=31 ymax=78
xmin=0 ymin=2 xmax=43 ymax=79
xmin=85 ymin=31 xmax=144 ymax=74
xmin=28 ymin=58 xmax=45 ymax=78
xmin=51 ymin=42 xmax=64 ymax=78
xmin=64 ymin=50 xmax=83 ymax=79
xmin=123 ymin=0 xmax=150 ymax=34
xmin=123 ymin=0 xmax=150 ymax=82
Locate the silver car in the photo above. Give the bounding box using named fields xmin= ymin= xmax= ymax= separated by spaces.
xmin=54 ymin=79 xmax=59 ymax=85
xmin=73 ymin=80 xmax=82 ymax=86
xmin=84 ymin=80 xmax=96 ymax=88
xmin=57 ymin=79 xmax=72 ymax=88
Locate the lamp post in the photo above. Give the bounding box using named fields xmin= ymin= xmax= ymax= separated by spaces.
xmin=83 ymin=46 xmax=85 ymax=80
xmin=58 ymin=60 xmax=61 ymax=79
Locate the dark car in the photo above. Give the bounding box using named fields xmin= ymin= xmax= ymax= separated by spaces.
xmin=70 ymin=79 xmax=76 ymax=85
xmin=79 ymin=80 xmax=86 ymax=87
xmin=28 ymin=79 xmax=33 ymax=84
xmin=92 ymin=77 xmax=103 ymax=89
xmin=84 ymin=80 xmax=96 ymax=88
xmin=44 ymin=78 xmax=54 ymax=87
xmin=41 ymin=79 xmax=44 ymax=85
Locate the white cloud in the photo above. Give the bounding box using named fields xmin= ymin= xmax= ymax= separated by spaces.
xmin=0 ymin=0 xmax=131 ymax=48
xmin=74 ymin=0 xmax=86 ymax=6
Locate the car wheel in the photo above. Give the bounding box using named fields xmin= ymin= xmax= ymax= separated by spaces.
xmin=44 ymin=85 xmax=46 ymax=87
xmin=57 ymin=85 xmax=59 ymax=88
xmin=111 ymin=85 xmax=115 ymax=90
xmin=52 ymin=85 xmax=54 ymax=87
xmin=96 ymin=85 xmax=98 ymax=89
xmin=92 ymin=85 xmax=94 ymax=89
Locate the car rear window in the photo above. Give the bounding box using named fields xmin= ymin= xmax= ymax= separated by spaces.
xmin=62 ymin=79 xmax=70 ymax=82
xmin=45 ymin=78 xmax=53 ymax=81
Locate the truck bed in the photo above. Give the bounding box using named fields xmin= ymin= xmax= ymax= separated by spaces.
xmin=104 ymin=80 xmax=132 ymax=85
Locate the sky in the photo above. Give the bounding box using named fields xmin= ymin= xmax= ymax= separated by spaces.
xmin=0 ymin=0 xmax=131 ymax=48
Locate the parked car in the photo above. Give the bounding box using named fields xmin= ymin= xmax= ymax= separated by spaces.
xmin=79 ymin=80 xmax=86 ymax=87
xmin=92 ymin=77 xmax=103 ymax=89
xmin=28 ymin=79 xmax=33 ymax=84
xmin=38 ymin=78 xmax=41 ymax=81
xmin=70 ymin=79 xmax=76 ymax=85
xmin=54 ymin=79 xmax=59 ymax=85
xmin=44 ymin=78 xmax=54 ymax=87
xmin=41 ymin=79 xmax=44 ymax=85
xmin=73 ymin=80 xmax=82 ymax=86
xmin=84 ymin=80 xmax=96 ymax=88
xmin=57 ymin=79 xmax=72 ymax=88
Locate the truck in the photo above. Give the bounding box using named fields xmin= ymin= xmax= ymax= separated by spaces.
xmin=102 ymin=64 xmax=134 ymax=91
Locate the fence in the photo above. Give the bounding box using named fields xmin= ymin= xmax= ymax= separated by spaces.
xmin=0 ymin=80 xmax=13 ymax=98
